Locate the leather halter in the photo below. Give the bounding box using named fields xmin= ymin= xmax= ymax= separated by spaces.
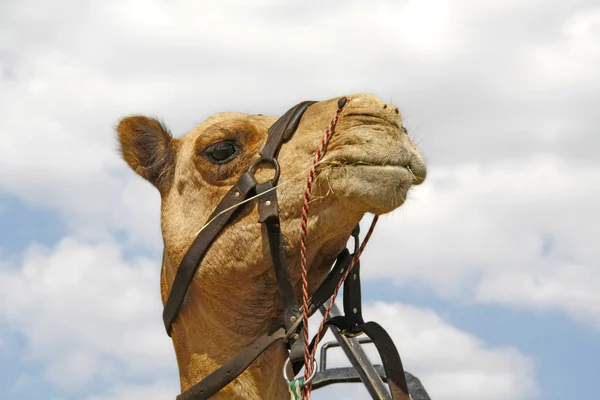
xmin=163 ymin=100 xmax=316 ymax=336
xmin=162 ymin=98 xmax=410 ymax=400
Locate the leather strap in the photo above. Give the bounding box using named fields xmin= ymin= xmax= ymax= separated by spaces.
xmin=343 ymin=261 xmax=364 ymax=329
xmin=163 ymin=171 xmax=258 ymax=335
xmin=306 ymin=249 xmax=352 ymax=317
xmin=260 ymin=101 xmax=316 ymax=160
xmin=344 ymin=225 xmax=364 ymax=330
xmin=257 ymin=180 xmax=299 ymax=331
xmin=360 ymin=321 xmax=410 ymax=400
xmin=176 ymin=327 xmax=287 ymax=400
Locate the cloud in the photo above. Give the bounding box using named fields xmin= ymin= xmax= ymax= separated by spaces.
xmin=527 ymin=8 xmax=600 ymax=86
xmin=87 ymin=380 xmax=179 ymax=400
xmin=0 ymin=236 xmax=537 ymax=399
xmin=361 ymin=154 xmax=600 ymax=328
xmin=0 ymin=238 xmax=176 ymax=393
xmin=1 ymin=0 xmax=598 ymax=206
xmin=474 ymin=263 xmax=600 ymax=328
xmin=0 ymin=1 xmax=597 ymax=397
xmin=310 ymin=301 xmax=538 ymax=400
xmin=0 ymin=0 xmax=597 ymax=259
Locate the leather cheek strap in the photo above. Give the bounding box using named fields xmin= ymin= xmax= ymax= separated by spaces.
xmin=260 ymin=101 xmax=316 ymax=160
xmin=163 ymin=171 xmax=258 ymax=336
xmin=257 ymin=180 xmax=299 ymax=331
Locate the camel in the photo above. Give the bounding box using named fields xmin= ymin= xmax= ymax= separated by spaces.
xmin=117 ymin=93 xmax=427 ymax=399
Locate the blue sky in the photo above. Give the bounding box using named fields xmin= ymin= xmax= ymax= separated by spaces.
xmin=1 ymin=1 xmax=599 ymax=399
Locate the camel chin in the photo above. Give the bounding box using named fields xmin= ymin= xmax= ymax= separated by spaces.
xmin=322 ymin=164 xmax=415 ymax=215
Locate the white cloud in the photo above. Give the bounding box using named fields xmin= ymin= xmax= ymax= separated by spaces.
xmin=0 ymin=1 xmax=598 ymax=397
xmin=0 ymin=236 xmax=537 ymax=398
xmin=310 ymin=302 xmax=538 ymax=400
xmin=1 ymin=0 xmax=598 ymax=251
xmin=475 ymin=262 xmax=600 ymax=328
xmin=0 ymin=238 xmax=177 ymax=392
xmin=361 ymin=154 xmax=600 ymax=328
xmin=87 ymin=380 xmax=179 ymax=400
xmin=527 ymin=8 xmax=600 ymax=86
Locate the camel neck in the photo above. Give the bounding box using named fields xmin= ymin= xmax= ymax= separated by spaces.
xmin=158 ymin=219 xmax=356 ymax=399
xmin=161 ymin=257 xmax=288 ymax=399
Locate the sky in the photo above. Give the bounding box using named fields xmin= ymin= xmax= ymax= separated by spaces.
xmin=0 ymin=0 xmax=598 ymax=399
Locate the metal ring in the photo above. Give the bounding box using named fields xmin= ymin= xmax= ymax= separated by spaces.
xmin=249 ymin=157 xmax=281 ymax=184
xmin=282 ymin=357 xmax=318 ymax=385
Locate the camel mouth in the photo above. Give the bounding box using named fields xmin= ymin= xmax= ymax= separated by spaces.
xmin=319 ymin=156 xmax=426 ymax=186
xmin=326 ymin=160 xmax=410 ymax=171
xmin=315 ymin=161 xmax=417 ymax=214
xmin=319 ymin=160 xmax=422 ymax=184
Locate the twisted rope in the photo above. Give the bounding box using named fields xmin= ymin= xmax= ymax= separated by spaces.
xmin=299 ymin=98 xmax=349 ymax=392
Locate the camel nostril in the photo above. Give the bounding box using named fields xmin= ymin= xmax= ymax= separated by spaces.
xmin=383 ymin=104 xmax=388 ymax=109
xmin=394 ymin=107 xmax=399 ymax=114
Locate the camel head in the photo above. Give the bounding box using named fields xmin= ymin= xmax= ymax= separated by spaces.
xmin=116 ymin=93 xmax=426 ymax=397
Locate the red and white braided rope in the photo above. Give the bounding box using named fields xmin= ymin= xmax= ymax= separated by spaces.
xmin=297 ymin=97 xmax=380 ymax=399
xmin=296 ymin=97 xmax=379 ymax=400
xmin=298 ymin=99 xmax=349 ymax=387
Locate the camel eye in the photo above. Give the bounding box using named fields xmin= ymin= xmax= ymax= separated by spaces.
xmin=202 ymin=141 xmax=240 ymax=164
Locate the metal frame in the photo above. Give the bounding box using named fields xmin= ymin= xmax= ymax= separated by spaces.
xmin=313 ymin=301 xmax=432 ymax=400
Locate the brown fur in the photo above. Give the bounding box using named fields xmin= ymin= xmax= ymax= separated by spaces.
xmin=116 ymin=94 xmax=427 ymax=399
xmin=117 ymin=116 xmax=178 ymax=192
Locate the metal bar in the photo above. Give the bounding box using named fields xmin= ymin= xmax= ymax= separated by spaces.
xmin=319 ymin=301 xmax=392 ymax=400
xmin=311 ymin=366 xmax=387 ymax=390
xmin=320 ymin=336 xmax=374 ymax=372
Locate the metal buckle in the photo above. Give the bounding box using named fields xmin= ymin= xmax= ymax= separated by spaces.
xmin=283 ymin=310 xmax=304 ymax=342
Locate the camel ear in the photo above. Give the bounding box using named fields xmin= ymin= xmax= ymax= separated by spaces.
xmin=117 ymin=116 xmax=176 ymax=191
